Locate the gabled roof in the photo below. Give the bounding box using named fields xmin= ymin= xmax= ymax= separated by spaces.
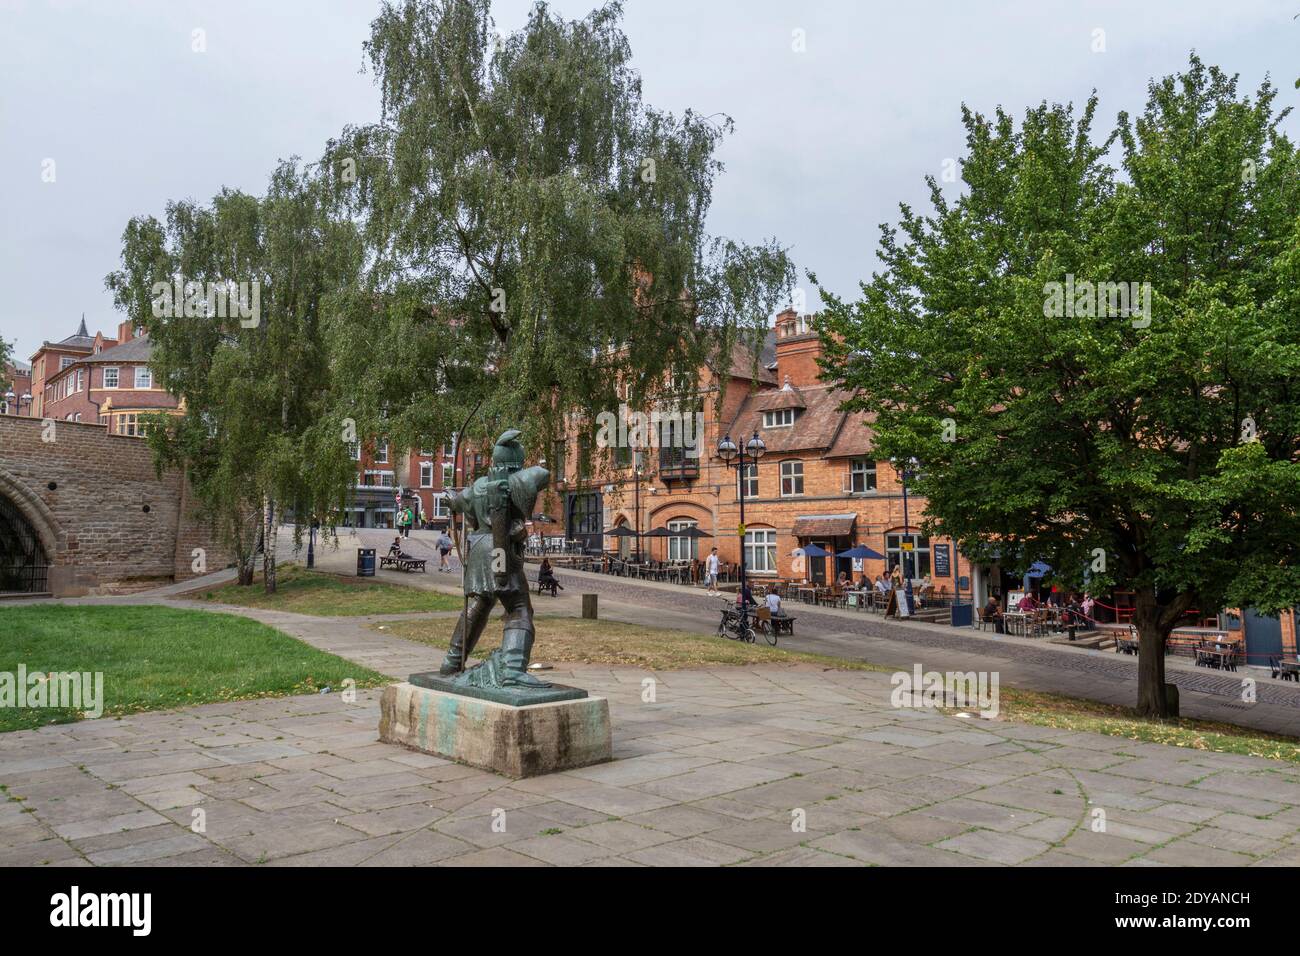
xmin=720 ymin=339 xmax=777 ymax=385
xmin=727 ymin=382 xmax=873 ymax=457
xmin=72 ymin=335 xmax=153 ymax=366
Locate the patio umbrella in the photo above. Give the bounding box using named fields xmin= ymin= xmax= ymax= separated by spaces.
xmin=639 ymin=526 xmax=670 ymax=561
xmin=838 ymin=545 xmax=885 ymax=560
xmin=1027 ymin=560 xmax=1052 ymax=578
xmin=792 ymin=543 xmax=831 ymax=557
xmin=676 ymin=526 xmax=713 ymax=538
xmin=604 ymin=525 xmax=639 ymax=537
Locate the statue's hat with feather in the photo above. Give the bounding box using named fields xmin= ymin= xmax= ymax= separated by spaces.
xmin=491 ymin=429 xmax=525 ymax=471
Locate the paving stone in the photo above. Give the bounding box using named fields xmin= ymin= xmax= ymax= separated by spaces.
xmin=811 ymin=829 xmax=986 ymax=866
xmin=1060 ymin=830 xmax=1150 ymax=864
xmin=569 ymin=820 xmax=677 ymax=852
xmin=52 ymin=809 xmax=168 ymax=841
xmin=1182 ymin=827 xmax=1275 ymax=857
xmin=509 ymin=833 xmax=617 ymax=865
xmin=625 ymin=804 xmax=737 ymax=837
xmin=936 ymin=830 xmax=1050 ymax=865
xmin=922 ymin=798 xmax=1045 ymax=833
xmin=624 ymin=836 xmax=756 ymax=867
xmin=1142 ymin=840 xmax=1255 ymax=867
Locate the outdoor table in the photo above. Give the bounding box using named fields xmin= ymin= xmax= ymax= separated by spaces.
xmin=1003 ymin=611 xmax=1027 ymax=636
xmin=796 ymin=586 xmax=817 ymax=605
xmin=1279 ymin=659 xmax=1300 ymax=681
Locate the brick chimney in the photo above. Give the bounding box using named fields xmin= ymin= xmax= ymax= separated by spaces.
xmin=773 ymin=309 xmax=824 ymax=388
xmin=117 ymin=321 xmax=135 ymax=344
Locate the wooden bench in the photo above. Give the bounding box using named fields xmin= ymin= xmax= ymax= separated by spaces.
xmin=536 ymin=576 xmax=560 ymax=597
xmin=380 ymin=554 xmax=427 ymax=573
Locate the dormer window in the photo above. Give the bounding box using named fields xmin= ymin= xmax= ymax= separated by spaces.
xmin=763 ymin=408 xmax=795 ymax=428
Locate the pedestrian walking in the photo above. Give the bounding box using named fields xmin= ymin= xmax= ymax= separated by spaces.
xmin=437 ymin=529 xmax=454 ymax=572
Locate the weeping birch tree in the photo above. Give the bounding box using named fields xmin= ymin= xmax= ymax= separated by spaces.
xmin=319 ymin=0 xmax=793 ymax=468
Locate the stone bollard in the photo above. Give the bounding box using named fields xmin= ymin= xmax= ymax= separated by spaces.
xmin=582 ymin=593 xmax=598 ymax=620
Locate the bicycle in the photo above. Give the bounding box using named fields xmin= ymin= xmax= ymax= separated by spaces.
xmin=717 ymin=605 xmax=756 ymax=644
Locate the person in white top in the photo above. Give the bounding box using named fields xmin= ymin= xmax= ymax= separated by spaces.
xmin=765 ymin=589 xmax=784 ymax=617
xmin=705 ymin=547 xmax=720 ymax=595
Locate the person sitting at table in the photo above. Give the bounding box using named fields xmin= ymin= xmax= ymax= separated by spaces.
xmin=538 ymin=557 xmax=564 ymax=592
xmin=765 ymin=588 xmax=786 ymax=618
xmin=874 ymin=574 xmax=889 ymax=593
xmin=836 ymin=570 xmax=850 ymax=588
xmin=1018 ymin=590 xmax=1039 ymax=612
xmin=982 ymin=595 xmax=1004 ymax=634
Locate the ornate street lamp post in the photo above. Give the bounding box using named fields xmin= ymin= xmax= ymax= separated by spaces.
xmin=718 ymin=430 xmax=766 ymax=633
xmin=633 ymin=442 xmax=645 ymax=564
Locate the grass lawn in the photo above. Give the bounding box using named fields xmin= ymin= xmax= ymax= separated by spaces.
xmin=991 ymin=687 xmax=1300 ymax=764
xmin=375 ymin=614 xmax=879 ymax=671
xmin=186 ymin=563 xmax=462 ymax=617
xmin=0 ymin=604 xmax=388 ymax=732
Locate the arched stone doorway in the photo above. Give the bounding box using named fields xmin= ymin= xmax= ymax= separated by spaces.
xmin=0 ymin=493 xmax=50 ymax=593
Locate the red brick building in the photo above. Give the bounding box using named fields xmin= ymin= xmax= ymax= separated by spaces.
xmin=344 ymin=439 xmax=457 ymax=530
xmin=29 ymin=319 xmax=181 ymax=433
xmin=542 ymin=309 xmax=965 ymax=593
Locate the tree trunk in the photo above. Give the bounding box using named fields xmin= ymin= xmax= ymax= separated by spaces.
xmin=231 ymin=506 xmax=258 ymax=586
xmin=263 ymin=496 xmax=278 ymax=594
xmin=1133 ymin=587 xmax=1173 ymax=718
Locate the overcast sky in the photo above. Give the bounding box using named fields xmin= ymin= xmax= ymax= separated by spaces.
xmin=2 ymin=0 xmax=1297 ymax=363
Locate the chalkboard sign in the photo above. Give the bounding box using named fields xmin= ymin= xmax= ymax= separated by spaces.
xmin=896 ymin=589 xmax=912 ymax=618
xmin=934 ymin=544 xmax=951 ymax=578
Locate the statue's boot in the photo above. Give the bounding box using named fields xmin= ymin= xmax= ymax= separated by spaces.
xmin=500 ymin=627 xmax=551 ymax=688
xmin=439 ymin=615 xmax=469 ymax=675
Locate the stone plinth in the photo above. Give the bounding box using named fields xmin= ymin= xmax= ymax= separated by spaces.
xmin=378 ymin=682 xmax=612 ymax=778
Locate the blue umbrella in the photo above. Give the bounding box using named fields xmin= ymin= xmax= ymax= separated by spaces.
xmin=1027 ymin=560 xmax=1052 ymax=578
xmin=839 ymin=545 xmax=885 ymax=560
xmin=792 ymin=543 xmax=831 ymax=558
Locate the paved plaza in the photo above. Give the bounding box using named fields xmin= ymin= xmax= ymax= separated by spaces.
xmin=6 ymin=581 xmax=1300 ymax=866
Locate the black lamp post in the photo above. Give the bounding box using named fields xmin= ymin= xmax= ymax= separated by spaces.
xmin=892 ymin=457 xmax=919 ymax=610
xmin=307 ymin=518 xmax=319 ymax=569
xmin=718 ymin=430 xmax=766 ymax=632
xmin=633 ymin=443 xmax=644 ymax=563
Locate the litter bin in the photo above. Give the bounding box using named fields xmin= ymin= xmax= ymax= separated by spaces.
xmin=356 ymin=548 xmax=376 ymax=577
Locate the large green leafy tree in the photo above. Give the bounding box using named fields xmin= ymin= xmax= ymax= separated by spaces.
xmin=320 ymin=0 xmax=792 ymax=466
xmin=107 ymin=162 xmax=363 ymax=591
xmin=820 ymin=56 xmax=1300 ymax=717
